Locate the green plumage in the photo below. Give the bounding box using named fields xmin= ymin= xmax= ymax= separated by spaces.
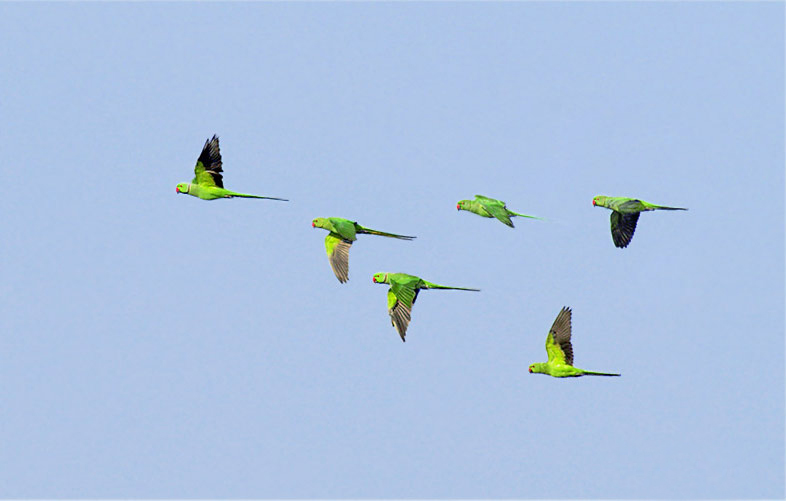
xmin=176 ymin=135 xmax=288 ymax=201
xmin=528 ymin=307 xmax=620 ymax=378
xmin=372 ymin=272 xmax=479 ymax=342
xmin=456 ymin=195 xmax=542 ymax=227
xmin=592 ymin=195 xmax=687 ymax=248
xmin=312 ymin=218 xmax=415 ymax=283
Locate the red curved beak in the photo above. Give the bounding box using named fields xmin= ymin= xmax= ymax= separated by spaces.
xmin=592 ymin=200 xmax=596 ymax=206
xmin=176 ymin=187 xmax=180 ymax=193
xmin=372 ymin=277 xmax=377 ymax=283
xmin=528 ymin=367 xmax=533 ymax=373
xmin=456 ymin=204 xmax=460 ymax=210
xmin=311 ymin=222 xmax=315 ymax=227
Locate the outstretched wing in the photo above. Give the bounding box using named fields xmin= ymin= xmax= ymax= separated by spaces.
xmin=610 ymin=211 xmax=640 ymax=248
xmin=388 ymin=289 xmax=412 ymax=341
xmin=387 ymin=281 xmax=419 ymax=342
xmin=193 ymin=135 xmax=224 ymax=188
xmin=475 ymin=196 xmax=514 ymax=227
xmin=325 ymin=234 xmax=352 ymax=283
xmin=546 ymin=306 xmax=573 ymax=365
xmin=387 ymin=290 xmax=412 ymax=342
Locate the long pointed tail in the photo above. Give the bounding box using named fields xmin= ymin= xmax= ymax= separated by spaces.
xmin=234 ymin=193 xmax=289 ymax=201
xmin=582 ymin=370 xmax=621 ymax=377
xmin=358 ymin=226 xmax=416 ymax=240
xmin=424 ymin=282 xmax=480 ymax=292
xmin=510 ymin=211 xmax=545 ymax=220
xmin=654 ymin=205 xmax=687 ymax=211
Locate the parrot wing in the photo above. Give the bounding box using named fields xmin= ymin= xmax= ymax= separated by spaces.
xmin=390 ymin=280 xmax=418 ymax=309
xmin=617 ymin=199 xmax=645 ymax=212
xmin=387 ymin=290 xmax=412 ymax=342
xmin=546 ymin=306 xmax=573 ymax=365
xmin=474 ymin=194 xmax=500 ymax=204
xmin=610 ymin=211 xmax=640 ymax=248
xmin=330 ymin=218 xmax=358 ymax=241
xmin=475 ymin=197 xmax=514 ymax=227
xmin=193 ymin=135 xmax=224 ymax=188
xmin=325 ymin=234 xmax=352 ymax=283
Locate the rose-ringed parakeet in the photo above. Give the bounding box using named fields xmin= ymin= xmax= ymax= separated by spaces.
xmin=528 ymin=307 xmax=620 ymax=377
xmin=311 ymin=217 xmax=415 ymax=283
xmin=456 ymin=195 xmax=542 ymax=227
xmin=175 ymin=135 xmax=288 ymax=201
xmin=592 ymin=196 xmax=687 ymax=248
xmin=372 ymin=272 xmax=479 ymax=342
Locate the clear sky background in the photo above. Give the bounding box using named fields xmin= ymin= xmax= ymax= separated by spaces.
xmin=1 ymin=2 xmax=783 ymax=499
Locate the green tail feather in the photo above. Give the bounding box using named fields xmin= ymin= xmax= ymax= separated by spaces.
xmin=234 ymin=193 xmax=289 ymax=201
xmin=510 ymin=211 xmax=545 ymax=220
xmin=358 ymin=226 xmax=416 ymax=240
xmin=582 ymin=370 xmax=621 ymax=377
xmin=424 ymin=283 xmax=480 ymax=292
xmin=654 ymin=205 xmax=687 ymax=211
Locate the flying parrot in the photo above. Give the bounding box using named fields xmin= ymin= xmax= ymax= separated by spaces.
xmin=592 ymin=196 xmax=687 ymax=248
xmin=528 ymin=307 xmax=620 ymax=378
xmin=372 ymin=272 xmax=479 ymax=342
xmin=311 ymin=217 xmax=416 ymax=283
xmin=175 ymin=135 xmax=288 ymax=201
xmin=456 ymin=195 xmax=542 ymax=227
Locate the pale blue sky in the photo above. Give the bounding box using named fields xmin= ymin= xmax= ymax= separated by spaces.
xmin=1 ymin=2 xmax=783 ymax=499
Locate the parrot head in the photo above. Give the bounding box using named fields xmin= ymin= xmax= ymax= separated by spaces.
xmin=592 ymin=195 xmax=608 ymax=207
xmin=528 ymin=363 xmax=546 ymax=374
xmin=312 ymin=217 xmax=328 ymax=229
xmin=372 ymin=272 xmax=389 ymax=284
xmin=176 ymin=183 xmax=190 ymax=194
xmin=456 ymin=200 xmax=470 ymax=211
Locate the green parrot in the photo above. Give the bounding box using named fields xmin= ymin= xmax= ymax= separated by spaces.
xmin=372 ymin=272 xmax=479 ymax=342
xmin=456 ymin=195 xmax=542 ymax=227
xmin=311 ymin=217 xmax=416 ymax=283
xmin=175 ymin=135 xmax=288 ymax=201
xmin=528 ymin=307 xmax=620 ymax=378
xmin=592 ymin=196 xmax=687 ymax=248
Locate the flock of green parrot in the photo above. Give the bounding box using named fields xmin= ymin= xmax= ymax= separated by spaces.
xmin=177 ymin=135 xmax=688 ymax=378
